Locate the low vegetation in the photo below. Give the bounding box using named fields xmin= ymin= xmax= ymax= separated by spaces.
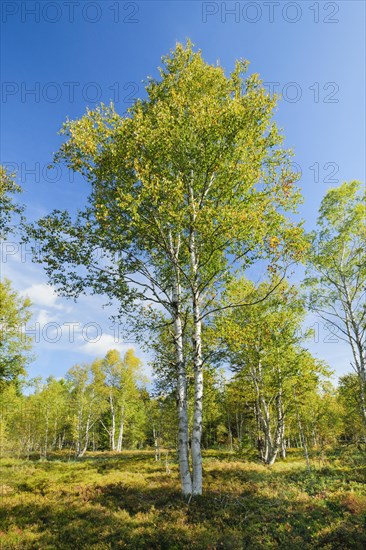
xmin=1 ymin=449 xmax=366 ymax=549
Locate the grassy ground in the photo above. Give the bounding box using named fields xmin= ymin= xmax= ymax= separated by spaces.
xmin=0 ymin=449 xmax=365 ymax=549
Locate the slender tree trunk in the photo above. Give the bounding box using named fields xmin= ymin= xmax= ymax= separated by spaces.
xmin=281 ymin=441 xmax=286 ymax=459
xmin=340 ymin=283 xmax=366 ymax=428
xmin=169 ymin=231 xmax=192 ymax=495
xmin=254 ymin=402 xmax=264 ymax=460
xmin=116 ymin=411 xmax=124 ymax=452
xmin=358 ymin=372 xmax=366 ymax=427
xmin=78 ymin=411 xmax=91 ymax=457
xmin=59 ymin=430 xmax=65 ymax=450
xmin=267 ymin=395 xmax=285 ymax=465
xmin=294 ymin=388 xmax=311 ymax=472
xmin=175 ymin=307 xmax=192 ymax=495
xmin=109 ymin=393 xmax=116 ymax=451
xmin=191 ymin=288 xmax=204 ymax=495
xmin=44 ymin=407 xmax=49 ymax=458
xmin=227 ymin=413 xmax=233 ymax=452
xmin=236 ymin=412 xmax=240 ymax=445
xmin=153 ymin=425 xmax=160 ymax=461
xmin=75 ymin=398 xmax=83 ymax=457
xmin=189 ymin=200 xmax=204 ymax=495
xmin=52 ymin=412 xmax=58 ymax=451
xmin=259 ymin=395 xmax=274 ymax=464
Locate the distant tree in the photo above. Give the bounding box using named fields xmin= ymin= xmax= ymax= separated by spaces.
xmin=0 ymin=169 xmax=29 ymax=388
xmin=25 ymin=376 xmax=70 ymax=457
xmin=215 ymin=278 xmax=328 ymax=465
xmin=66 ymin=362 xmax=106 ymax=457
xmin=306 ymin=181 xmax=366 ymax=426
xmin=338 ymin=373 xmax=366 ymax=443
xmin=0 ymin=165 xmax=24 ymax=237
xmin=98 ymin=349 xmax=145 ymax=451
xmin=0 ymin=279 xmax=33 ymax=390
xmin=0 ymin=383 xmax=24 ymax=455
xmin=220 ymin=372 xmax=256 ymax=452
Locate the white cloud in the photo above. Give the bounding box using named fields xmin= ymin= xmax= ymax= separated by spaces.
xmin=20 ymin=283 xmax=64 ymax=309
xmin=79 ymin=333 xmax=135 ymax=358
xmin=35 ymin=309 xmax=57 ymax=326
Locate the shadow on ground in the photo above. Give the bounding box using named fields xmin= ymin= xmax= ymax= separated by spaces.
xmin=1 ymin=452 xmax=365 ymax=549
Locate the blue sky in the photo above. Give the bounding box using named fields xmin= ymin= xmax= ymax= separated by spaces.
xmin=1 ymin=0 xmax=365 ymax=383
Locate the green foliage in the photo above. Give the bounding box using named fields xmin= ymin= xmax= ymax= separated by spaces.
xmin=0 ymin=166 xmax=24 ymax=237
xmin=307 ymin=180 xmax=365 ymax=321
xmin=212 ymin=277 xmax=331 ymax=464
xmin=26 ymin=43 xmax=307 ymax=317
xmin=338 ymin=374 xmax=366 ymax=442
xmin=0 ymin=279 xmax=33 ymax=389
xmin=306 ymin=180 xmax=366 ymax=427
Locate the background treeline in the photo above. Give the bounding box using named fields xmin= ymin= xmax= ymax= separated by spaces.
xmin=0 ymin=345 xmax=363 ymax=463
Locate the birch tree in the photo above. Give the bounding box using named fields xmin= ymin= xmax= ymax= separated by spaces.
xmin=307 ymin=181 xmax=366 ymax=426
xmin=215 ymin=278 xmax=326 ymax=465
xmin=0 ymin=279 xmax=32 ymax=390
xmin=0 ymin=165 xmax=24 ymax=237
xmin=0 ymin=169 xmax=30 ymax=389
xmin=30 ymin=376 xmax=70 ymax=457
xmin=338 ymin=374 xmax=366 ymax=443
xmin=99 ymin=349 xmax=144 ymax=451
xmin=26 ymin=42 xmax=305 ymax=494
xmin=67 ymin=362 xmax=106 ymax=457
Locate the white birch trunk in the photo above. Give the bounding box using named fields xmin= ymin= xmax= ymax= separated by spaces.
xmin=78 ymin=410 xmax=91 ymax=457
xmin=187 ymin=186 xmax=204 ymax=495
xmin=153 ymin=425 xmax=160 ymax=461
xmin=294 ymin=388 xmax=311 ymax=472
xmin=109 ymin=393 xmax=116 ymax=451
xmin=116 ymin=410 xmax=124 ymax=452
xmin=175 ymin=308 xmax=192 ymax=495
xmin=191 ymin=295 xmax=203 ymax=495
xmin=190 ymin=267 xmax=203 ymax=492
xmin=170 ymin=231 xmax=192 ymax=495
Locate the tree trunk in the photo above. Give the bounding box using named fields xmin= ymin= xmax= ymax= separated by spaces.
xmin=294 ymin=388 xmax=311 ymax=472
xmin=175 ymin=308 xmax=192 ymax=495
xmin=227 ymin=413 xmax=233 ymax=452
xmin=260 ymin=392 xmax=284 ymax=466
xmin=340 ymin=284 xmax=366 ymax=428
xmin=78 ymin=411 xmax=91 ymax=458
xmin=259 ymin=395 xmax=274 ymax=464
xmin=153 ymin=425 xmax=160 ymax=461
xmin=116 ymin=407 xmax=124 ymax=452
xmin=281 ymin=438 xmax=287 ymax=459
xmin=170 ymin=230 xmax=192 ymax=495
xmin=44 ymin=407 xmax=49 ymax=458
xmin=189 ymin=202 xmax=204 ymax=496
xmin=191 ymin=290 xmax=203 ymax=495
xmin=109 ymin=393 xmax=116 ymax=451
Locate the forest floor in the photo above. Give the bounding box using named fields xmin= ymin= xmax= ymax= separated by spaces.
xmin=0 ymin=448 xmax=365 ymax=549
